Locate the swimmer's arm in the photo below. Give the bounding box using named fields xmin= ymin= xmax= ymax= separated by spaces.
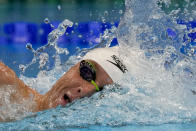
xmin=0 ymin=62 xmax=42 ymax=111
xmin=0 ymin=62 xmax=17 ymax=86
xmin=0 ymin=62 xmax=27 ymax=92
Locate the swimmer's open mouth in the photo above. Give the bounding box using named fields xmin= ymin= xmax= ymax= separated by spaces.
xmin=63 ymin=94 xmax=71 ymax=103
xmin=59 ymin=94 xmax=72 ymax=107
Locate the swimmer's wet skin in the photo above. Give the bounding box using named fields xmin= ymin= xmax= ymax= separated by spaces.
xmin=0 ymin=47 xmax=195 ymax=122
xmin=0 ymin=60 xmax=113 ymax=121
xmin=0 ymin=46 xmax=128 ymax=121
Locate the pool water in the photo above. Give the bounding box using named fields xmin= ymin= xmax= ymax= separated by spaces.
xmin=0 ymin=0 xmax=196 ymax=130
xmin=0 ymin=21 xmax=119 ymax=77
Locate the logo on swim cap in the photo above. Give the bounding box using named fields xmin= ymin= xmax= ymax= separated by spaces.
xmin=107 ymin=55 xmax=128 ymax=73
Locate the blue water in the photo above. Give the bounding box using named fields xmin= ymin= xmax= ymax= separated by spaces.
xmin=0 ymin=21 xmax=118 ymax=77
xmin=0 ymin=0 xmax=196 ymax=130
xmin=1 ymin=122 xmax=196 ymax=131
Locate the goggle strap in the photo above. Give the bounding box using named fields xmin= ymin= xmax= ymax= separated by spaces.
xmin=91 ymin=80 xmax=99 ymax=91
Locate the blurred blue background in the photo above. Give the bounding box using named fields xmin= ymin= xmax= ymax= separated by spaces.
xmin=0 ymin=0 xmax=124 ymax=46
xmin=0 ymin=1 xmax=195 ymax=130
xmin=0 ymin=0 xmax=195 ymax=76
xmin=0 ymin=0 xmax=124 ymax=76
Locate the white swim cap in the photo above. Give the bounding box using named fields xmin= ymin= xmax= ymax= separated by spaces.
xmin=83 ymin=47 xmax=128 ymax=83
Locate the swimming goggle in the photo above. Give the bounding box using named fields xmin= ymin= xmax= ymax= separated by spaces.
xmin=79 ymin=60 xmax=100 ymax=91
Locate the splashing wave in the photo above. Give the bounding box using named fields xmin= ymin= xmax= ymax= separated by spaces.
xmin=0 ymin=0 xmax=195 ymax=130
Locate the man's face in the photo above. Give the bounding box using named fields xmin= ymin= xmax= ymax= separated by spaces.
xmin=43 ymin=60 xmax=113 ymax=109
xmin=58 ymin=63 xmax=97 ymax=107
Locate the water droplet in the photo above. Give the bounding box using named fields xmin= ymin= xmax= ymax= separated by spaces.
xmin=57 ymin=5 xmax=61 ymax=10
xmin=65 ymin=49 xmax=69 ymax=55
xmin=44 ymin=18 xmax=50 ymax=24
xmin=119 ymin=10 xmax=123 ymax=14
xmin=26 ymin=43 xmax=33 ymax=50
xmin=39 ymin=53 xmax=49 ymax=69
xmin=20 ymin=19 xmax=73 ymax=76
xmin=190 ymin=48 xmax=195 ymax=54
xmin=19 ymin=64 xmax=26 ymax=72
xmin=101 ymin=17 xmax=106 ymax=23
xmin=78 ymin=35 xmax=82 ymax=38
xmin=104 ymin=11 xmax=109 ymax=16
xmin=189 ymin=17 xmax=193 ymax=21
xmin=50 ymin=24 xmax=54 ymax=28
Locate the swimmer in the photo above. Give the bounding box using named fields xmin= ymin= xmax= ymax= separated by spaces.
xmin=0 ymin=46 xmax=129 ymax=121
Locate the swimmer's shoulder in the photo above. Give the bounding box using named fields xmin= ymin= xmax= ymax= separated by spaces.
xmin=0 ymin=62 xmax=17 ymax=87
